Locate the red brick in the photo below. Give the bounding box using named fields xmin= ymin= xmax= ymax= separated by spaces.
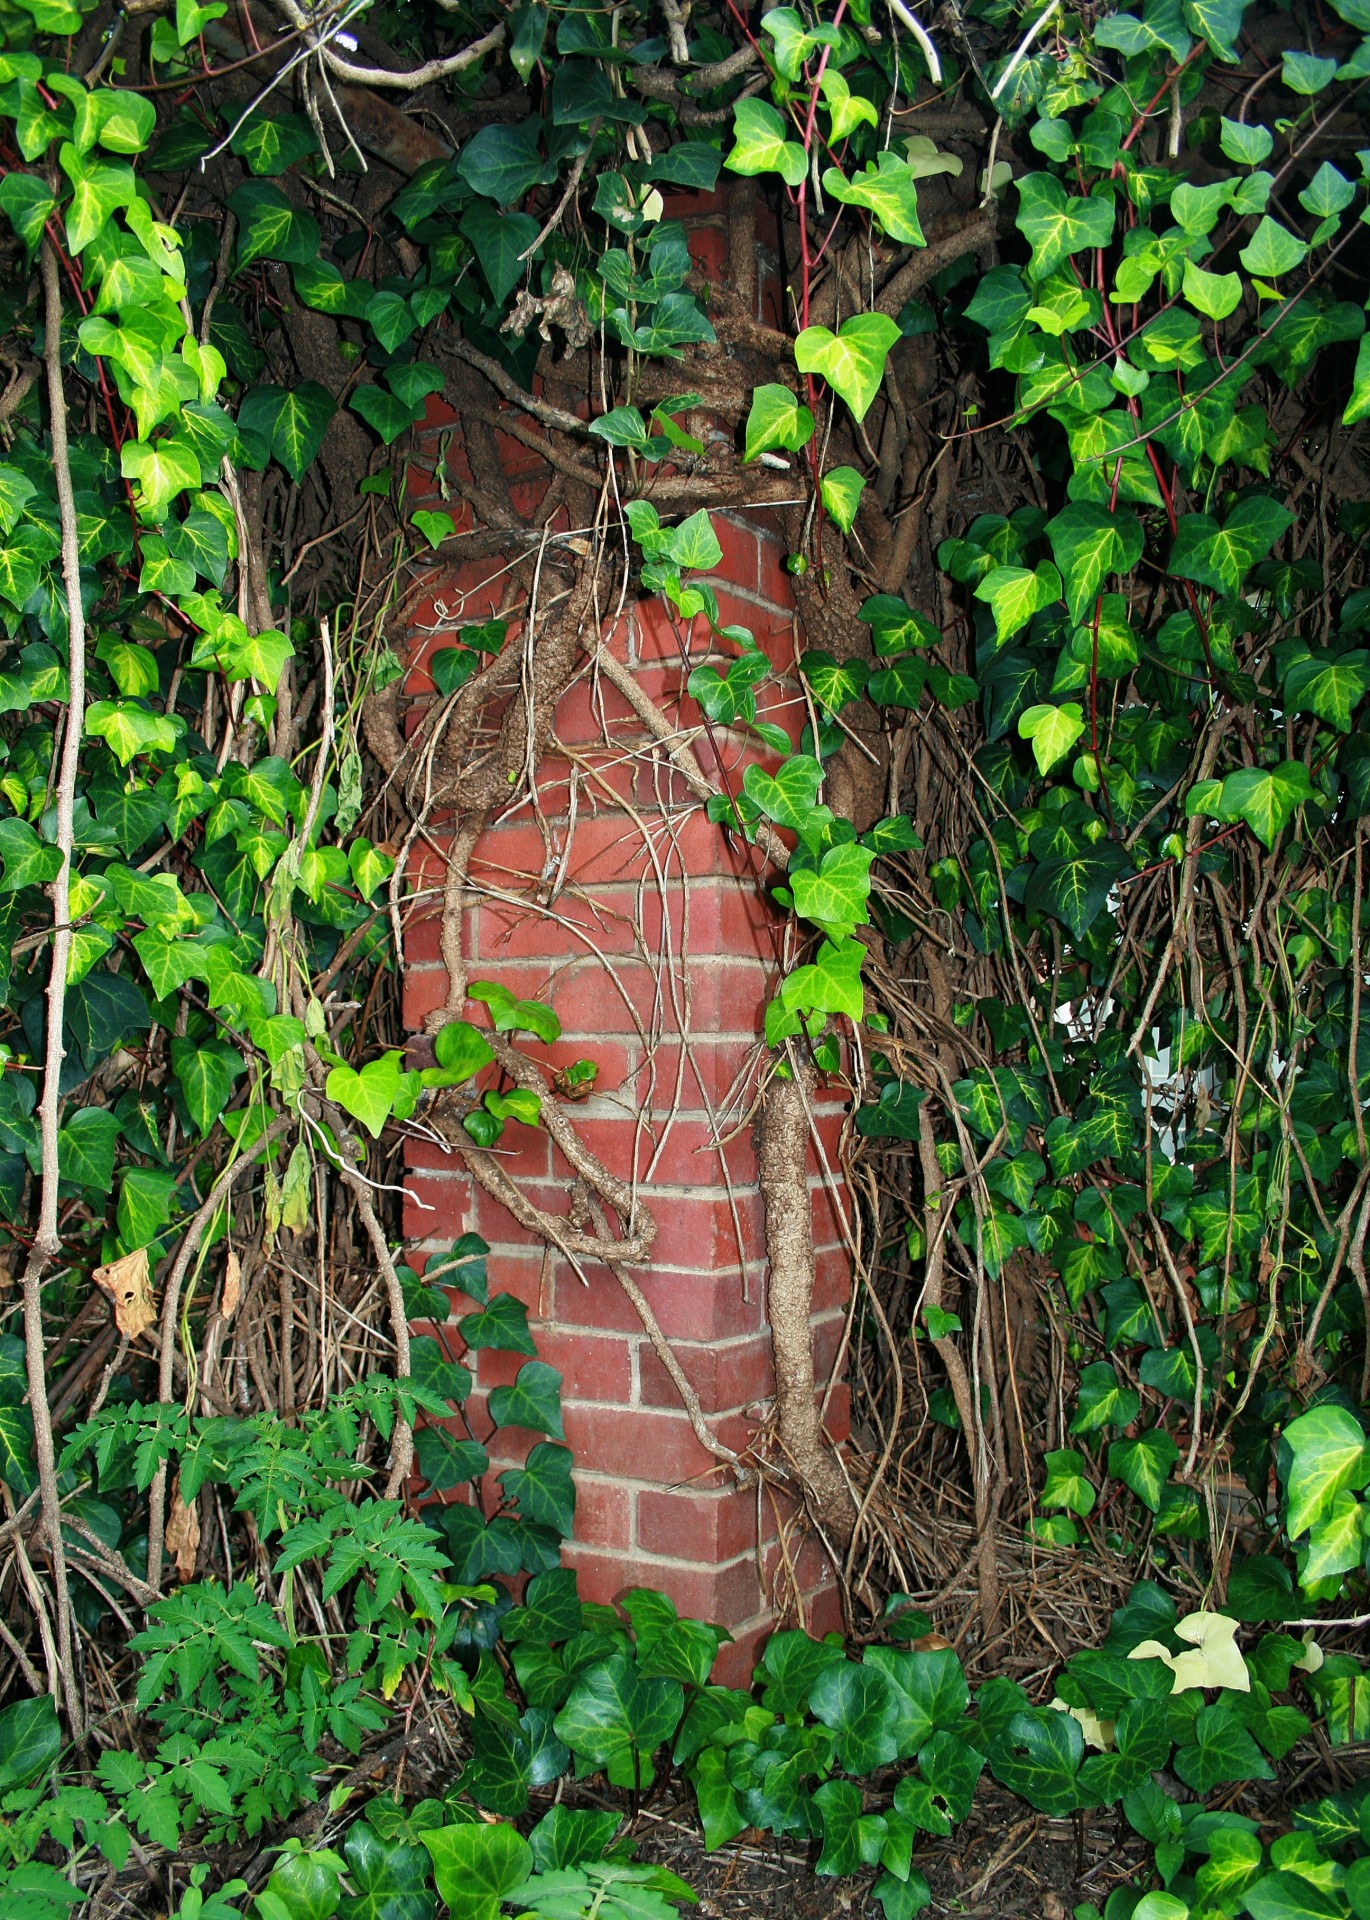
xmin=552 ymin=1244 xmax=767 ymax=1351
xmin=630 ymin=599 xmax=711 ymax=669
xmin=636 ymin=1483 xmax=765 ymax=1563
xmin=813 ymin=1244 xmax=852 ymax=1313
xmin=763 ymin=1531 xmax=838 ymax=1597
xmin=801 ymin=1583 xmax=846 ymax=1640
xmin=476 ymin=887 xmax=645 ymax=963
xmin=636 ymin=1333 xmax=774 ymax=1415
xmin=573 ymin=1474 xmax=635 ymax=1554
xmin=823 ymin=1382 xmax=852 ymax=1442
xmin=552 ymin=955 xmax=771 ymax=1039
xmin=756 ymin=529 xmax=797 ymax=612
xmin=713 ymin=1615 xmax=771 ymax=1688
xmin=711 ymin=517 xmax=760 ymax=600
xmin=636 ymin=1036 xmax=765 ymax=1106
xmin=687 ymin=223 xmax=728 ymax=280
xmin=475 ymin=1328 xmax=634 ymax=1403
xmin=660 ymin=187 xmax=725 ymax=219
xmin=811 ymin=1177 xmax=852 ymax=1248
xmin=559 ymin=1402 xmax=750 ymax=1484
xmin=813 ymin=1310 xmax=848 ymax=1384
xmin=402 ymin=965 xmax=449 ymax=1028
xmin=561 ymin=1544 xmax=767 ymax=1628
xmin=560 ymin=1114 xmax=757 ymax=1191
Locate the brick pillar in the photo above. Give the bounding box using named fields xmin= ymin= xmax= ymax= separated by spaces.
xmin=400 ymin=194 xmax=852 ymax=1685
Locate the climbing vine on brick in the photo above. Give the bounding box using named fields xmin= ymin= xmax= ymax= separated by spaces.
xmin=0 ymin=0 xmax=1368 ymax=1909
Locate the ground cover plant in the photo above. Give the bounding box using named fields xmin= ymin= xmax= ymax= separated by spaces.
xmin=0 ymin=0 xmax=1367 ymax=1908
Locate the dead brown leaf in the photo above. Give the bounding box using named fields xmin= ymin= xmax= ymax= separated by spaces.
xmin=165 ymin=1474 xmax=200 ymax=1584
xmin=92 ymin=1247 xmax=156 ymax=1340
xmin=221 ymin=1248 xmax=241 ymax=1323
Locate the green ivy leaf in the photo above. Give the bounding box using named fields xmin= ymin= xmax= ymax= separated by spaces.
xmin=487 ymin=1360 xmax=564 ymax=1439
xmin=808 ymin=1660 xmax=902 ymax=1773
xmin=724 ymin=97 xmax=807 ymax=188
xmin=1239 ymin=216 xmax=1308 ymax=278
xmin=822 ymin=151 xmax=925 ymax=246
xmin=1108 ymin=1428 xmax=1180 ymax=1512
xmin=229 ymin=180 xmax=321 ymax=268
xmin=1014 ymin=174 xmax=1115 ymax=281
xmin=795 ymin=314 xmax=902 ymax=423
xmin=789 ymin=841 xmax=874 ymax=936
xmin=1216 ymin=761 xmax=1317 ymax=849
xmin=340 ymin=1822 xmax=435 ymax=1920
xmin=1069 ymin=1362 xmax=1141 ymax=1435
xmin=743 ymin=384 xmax=815 ymax=462
xmin=820 ymin=466 xmax=865 ymax=532
xmin=1282 ymin=1404 xmax=1370 ymax=1537
xmin=420 ymin=1825 xmax=532 ymax=1920
xmin=1169 ymin=497 xmax=1293 ymax=594
xmin=553 ymin=1654 xmax=684 ymax=1790
xmin=1024 ymin=843 xmax=1130 ymax=941
xmin=1042 ymin=1448 xmax=1095 ymax=1515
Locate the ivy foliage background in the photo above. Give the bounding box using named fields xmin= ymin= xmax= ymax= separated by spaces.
xmin=0 ymin=0 xmax=1368 ymax=1908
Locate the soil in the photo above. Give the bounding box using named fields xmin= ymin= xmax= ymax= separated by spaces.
xmin=625 ymin=1781 xmax=1152 ymax=1920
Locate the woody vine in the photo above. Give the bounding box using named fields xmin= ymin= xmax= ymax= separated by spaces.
xmin=0 ymin=0 xmax=1368 ymax=1910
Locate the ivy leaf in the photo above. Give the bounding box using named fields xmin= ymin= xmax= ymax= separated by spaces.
xmin=1024 ymin=843 xmax=1130 ymax=941
xmin=229 ymin=180 xmax=320 ymax=268
xmin=500 ymin=1441 xmax=575 ymax=1537
xmin=789 ymin=842 xmax=874 ymax=936
xmin=340 ymin=1822 xmax=435 ymax=1920
xmin=0 ymin=817 xmax=61 ymax=894
xmin=1182 ymin=0 xmax=1249 ymax=59
xmin=1045 ymin=505 xmax=1144 ymax=624
xmin=117 ymin=1166 xmax=179 ymax=1249
xmin=0 ymin=174 xmax=56 ymax=254
xmin=1182 ymin=258 xmax=1243 ymax=321
xmin=822 ymin=151 xmax=925 ymax=245
xmin=1282 ymin=647 xmax=1370 ymax=731
xmin=272 ymin=386 xmax=336 ymax=484
xmin=1108 ymin=1428 xmax=1180 ymax=1512
xmin=985 ymin=1708 xmax=1083 ymax=1817
xmin=820 ymin=466 xmax=865 ymax=532
xmin=1239 ymin=215 xmax=1308 ymax=278
xmin=1014 ymin=174 xmax=1115 ymax=281
xmin=1216 ymin=761 xmax=1317 ymax=849
xmin=487 ymin=1360 xmax=564 ymax=1439
xmin=1283 ymin=1404 xmax=1370 ymax=1537
xmin=1173 ymin=1702 xmax=1273 ymax=1793
xmin=743 ymin=755 xmax=823 ymax=831
xmin=325 ymin=1054 xmax=407 ymax=1139
xmin=169 ymin=1038 xmax=242 ymax=1136
xmin=1069 ymin=1362 xmax=1141 ymax=1435
xmin=808 ymin=1660 xmax=902 ymax=1773
xmin=725 ymin=97 xmax=807 ymax=188
xmin=292 ymin=261 xmax=373 ymax=319
xmin=420 ymin=1825 xmax=532 ymax=1920
xmin=86 ymin=701 xmax=184 ymax=766
xmin=59 ymin=144 xmax=136 ymax=253
xmin=458 ymin=1292 xmax=536 ymax=1357
xmin=974 ymin=562 xmax=1062 ymax=646
xmin=230 ymin=110 xmax=318 ymax=176
xmin=1018 ymin=702 xmax=1085 ymax=776
xmin=743 ymin=384 xmax=814 ymax=462
xmin=457 ymin=119 xmax=549 ymax=205
xmin=795 ymin=314 xmax=902 ymax=423
xmin=1243 ymin=1871 xmax=1344 ymax=1920
xmin=553 ymin=1654 xmax=684 ymax=1789
xmin=120 ymin=439 xmax=201 ymax=521
xmin=1168 ymin=497 xmax=1293 ymax=594
xmin=1042 ymin=1448 xmax=1095 ymax=1515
